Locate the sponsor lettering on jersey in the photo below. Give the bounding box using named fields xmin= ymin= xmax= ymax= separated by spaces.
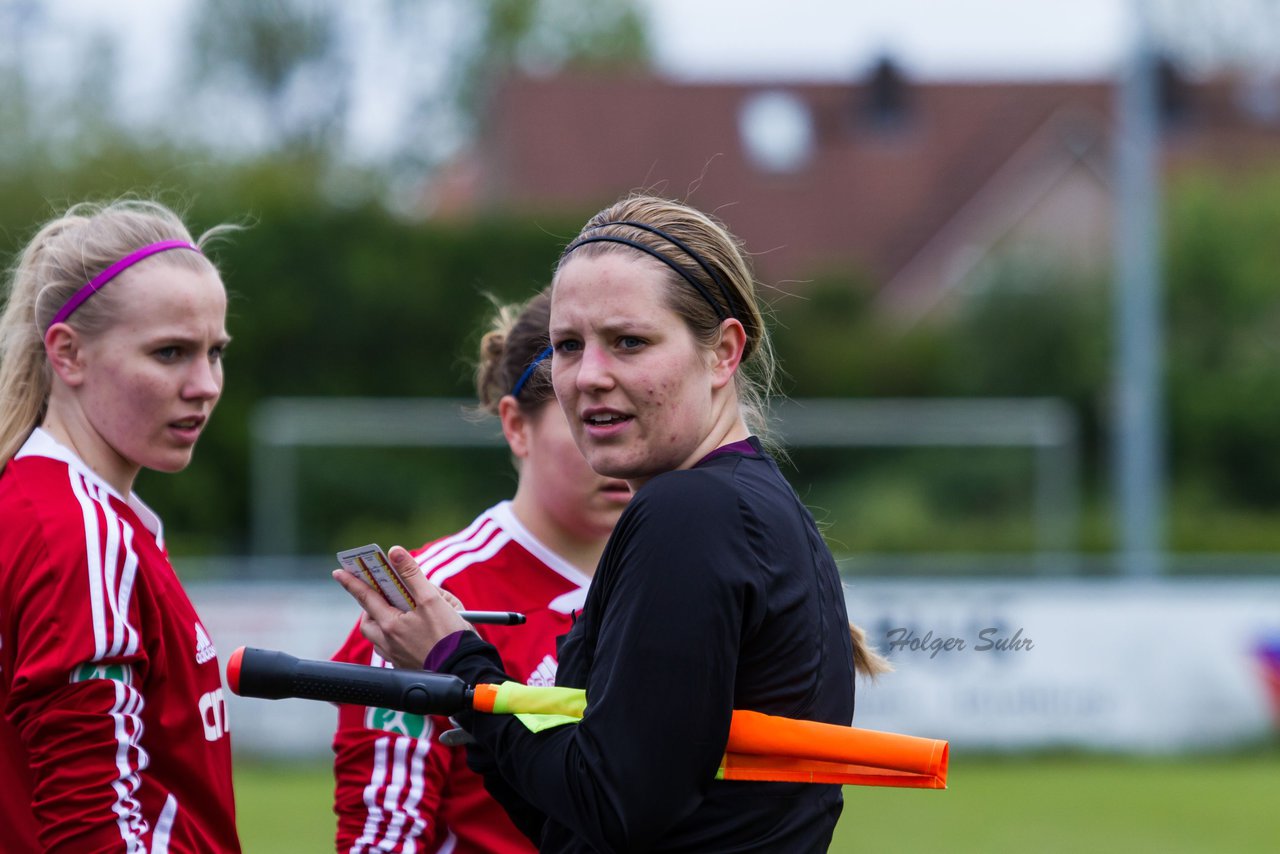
xmin=199 ymin=687 xmax=230 ymax=741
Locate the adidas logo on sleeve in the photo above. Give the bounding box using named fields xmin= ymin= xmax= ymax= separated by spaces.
xmin=194 ymin=622 xmax=218 ymax=665
xmin=526 ymin=654 xmax=558 ymax=687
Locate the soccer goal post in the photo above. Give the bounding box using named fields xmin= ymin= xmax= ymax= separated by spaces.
xmin=249 ymin=397 xmax=1079 ymax=573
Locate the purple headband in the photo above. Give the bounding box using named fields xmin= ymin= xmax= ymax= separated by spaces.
xmin=46 ymin=239 xmax=203 ymax=331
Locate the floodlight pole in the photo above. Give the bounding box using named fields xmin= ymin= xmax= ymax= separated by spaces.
xmin=1112 ymin=0 xmax=1165 ymax=577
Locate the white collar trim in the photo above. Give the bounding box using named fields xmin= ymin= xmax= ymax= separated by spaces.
xmin=486 ymin=500 xmax=593 ymax=592
xmin=15 ymin=428 xmax=164 ymax=537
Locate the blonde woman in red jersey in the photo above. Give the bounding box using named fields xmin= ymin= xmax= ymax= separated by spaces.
xmin=0 ymin=199 xmax=241 ymax=852
xmin=330 ymin=289 xmax=631 ymax=853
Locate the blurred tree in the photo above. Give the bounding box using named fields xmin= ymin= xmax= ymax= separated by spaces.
xmin=0 ymin=1 xmax=129 ymax=164
xmin=369 ymin=0 xmax=652 ymax=206
xmin=186 ymin=0 xmax=348 ymax=155
xmin=0 ymin=1 xmax=37 ymax=163
xmin=1 ymin=1 xmax=652 ymax=207
xmin=5 ymin=153 xmax=1280 ymax=558
xmin=1164 ymin=168 xmax=1280 ymax=510
xmin=458 ymin=0 xmax=651 ymax=113
xmin=171 ymin=0 xmax=652 ymax=208
xmin=1150 ymin=0 xmax=1280 ymax=78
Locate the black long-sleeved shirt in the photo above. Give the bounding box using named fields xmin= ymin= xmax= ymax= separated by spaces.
xmin=445 ymin=438 xmax=856 ymax=852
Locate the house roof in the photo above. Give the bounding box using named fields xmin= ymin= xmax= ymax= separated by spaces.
xmin=429 ymin=65 xmax=1280 ymax=300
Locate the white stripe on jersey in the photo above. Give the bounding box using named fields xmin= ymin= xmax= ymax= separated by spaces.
xmin=422 ymin=524 xmax=512 ymax=588
xmin=400 ymin=737 xmax=431 ymax=852
xmin=420 ymin=503 xmax=592 ymax=594
xmin=417 ymin=518 xmax=505 ymax=583
xmin=68 ymin=469 xmax=151 ymax=850
xmin=69 ymin=472 xmax=143 ymax=661
xmin=351 ymin=735 xmax=392 ymax=853
xmin=108 ymin=677 xmax=148 ymax=851
xmin=97 ymin=485 xmax=141 ymax=658
xmin=69 ymin=471 xmax=109 ymax=659
xmin=381 ymin=737 xmax=412 ymax=845
xmin=356 ymin=645 xmax=432 ymax=849
xmin=412 ymin=513 xmax=491 ymax=566
xmin=99 ymin=483 xmax=141 ymax=657
xmin=114 ymin=515 xmax=141 ymax=656
xmin=152 ymin=794 xmax=178 ymax=854
xmin=379 ymin=738 xmax=413 ymax=847
xmin=352 ymin=729 xmax=432 ymax=852
xmin=98 ymin=482 xmax=126 ymax=656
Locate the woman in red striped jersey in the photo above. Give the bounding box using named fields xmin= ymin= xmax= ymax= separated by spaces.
xmin=0 ymin=199 xmax=242 ymax=852
xmin=329 ymin=289 xmax=631 ymax=853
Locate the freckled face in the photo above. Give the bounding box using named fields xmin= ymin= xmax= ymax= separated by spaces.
xmin=73 ymin=263 xmax=229 ymax=490
xmin=550 ymin=252 xmax=719 ymax=486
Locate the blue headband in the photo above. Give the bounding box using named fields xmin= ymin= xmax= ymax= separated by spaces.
xmin=511 ymin=345 xmax=553 ymax=399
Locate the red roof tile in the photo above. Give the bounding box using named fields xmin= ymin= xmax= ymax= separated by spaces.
xmin=433 ymin=68 xmax=1280 ymax=301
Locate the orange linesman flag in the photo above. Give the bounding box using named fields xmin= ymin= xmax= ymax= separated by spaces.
xmin=472 ymin=681 xmax=948 ymax=789
xmin=721 ymin=709 xmax=947 ymax=788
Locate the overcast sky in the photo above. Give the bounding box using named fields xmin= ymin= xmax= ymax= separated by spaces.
xmin=643 ymin=0 xmax=1131 ymax=81
xmin=14 ymin=0 xmax=1157 ymax=165
xmin=54 ymin=0 xmax=1134 ymax=85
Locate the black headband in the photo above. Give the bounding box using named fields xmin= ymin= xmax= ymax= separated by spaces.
xmin=563 ymin=220 xmax=740 ymax=321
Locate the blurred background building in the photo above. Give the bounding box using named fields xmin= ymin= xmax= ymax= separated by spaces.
xmin=431 ymin=60 xmax=1280 ymax=325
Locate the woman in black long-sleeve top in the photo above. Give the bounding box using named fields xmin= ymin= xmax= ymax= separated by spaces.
xmin=337 ymin=194 xmax=890 ymax=852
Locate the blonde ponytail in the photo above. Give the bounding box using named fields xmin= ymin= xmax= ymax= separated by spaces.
xmin=850 ymin=621 xmax=892 ymax=679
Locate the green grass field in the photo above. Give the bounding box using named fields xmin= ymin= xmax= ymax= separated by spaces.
xmin=236 ymin=750 xmax=1280 ymax=853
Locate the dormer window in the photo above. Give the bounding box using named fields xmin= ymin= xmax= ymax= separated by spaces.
xmin=862 ymin=55 xmax=910 ymax=129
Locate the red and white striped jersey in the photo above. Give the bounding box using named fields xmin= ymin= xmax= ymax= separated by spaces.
xmin=0 ymin=428 xmax=239 ymax=853
xmin=331 ymin=501 xmax=591 ymax=854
